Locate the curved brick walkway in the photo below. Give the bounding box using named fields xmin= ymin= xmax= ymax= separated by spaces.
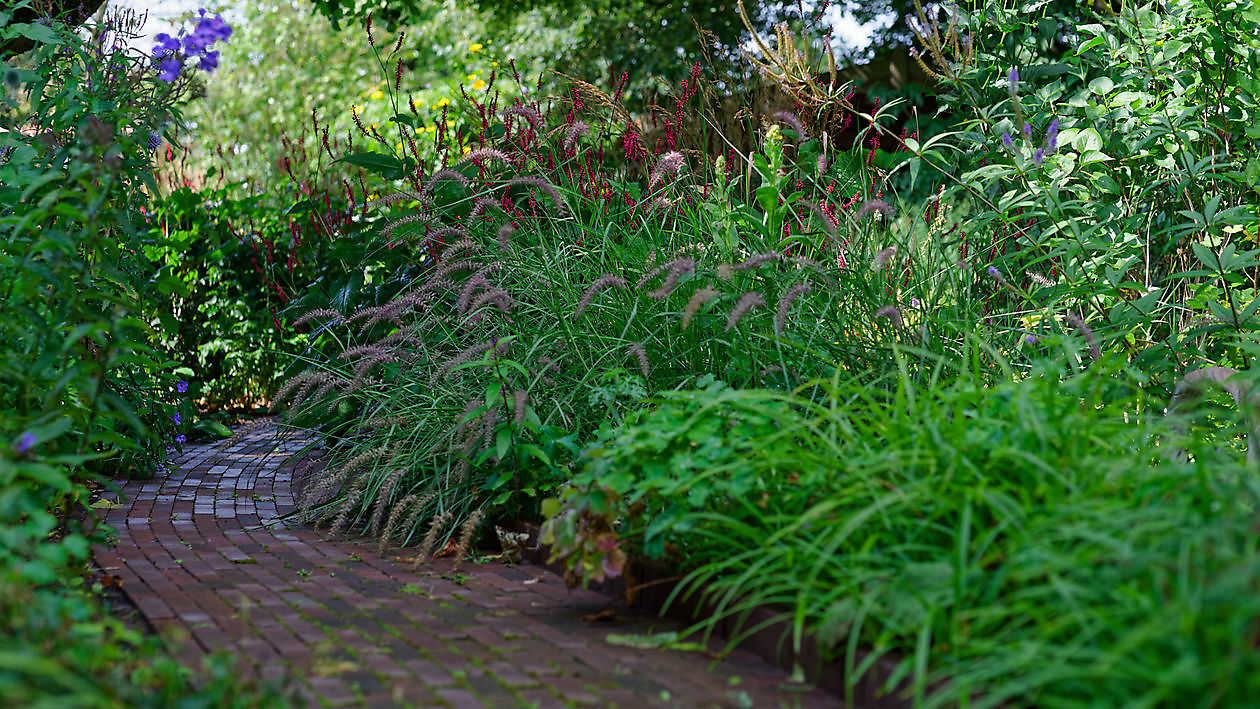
xmin=93 ymin=422 xmax=839 ymax=708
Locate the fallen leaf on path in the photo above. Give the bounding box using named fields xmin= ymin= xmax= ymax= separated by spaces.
xmin=605 ymin=631 xmax=707 ymax=652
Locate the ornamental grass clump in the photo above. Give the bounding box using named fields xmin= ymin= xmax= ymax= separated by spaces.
xmin=273 ymin=51 xmax=944 ymax=556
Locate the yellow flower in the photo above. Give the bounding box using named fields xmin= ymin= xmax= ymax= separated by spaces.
xmin=466 ymin=74 xmax=477 ymax=82
xmin=351 ymin=105 xmax=363 ymax=115
xmin=446 ymin=120 xmax=456 ymax=128
xmin=469 ymin=42 xmax=483 ymax=53
xmin=462 ymin=145 xmax=472 ymax=154
xmin=370 ymin=89 xmax=385 ymax=100
xmin=491 ymin=61 xmax=498 ymax=68
xmin=395 ymin=142 xmax=404 ymax=151
xmin=369 ymin=123 xmax=377 ymax=130
xmin=425 ymin=125 xmax=436 ymax=133
xmin=471 ymin=79 xmax=487 ymax=91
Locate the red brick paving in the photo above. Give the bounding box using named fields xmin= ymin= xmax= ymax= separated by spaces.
xmin=94 ymin=422 xmax=839 ymax=708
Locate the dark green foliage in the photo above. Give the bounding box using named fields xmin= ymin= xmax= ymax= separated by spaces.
xmin=1 ymin=10 xmax=289 ymax=707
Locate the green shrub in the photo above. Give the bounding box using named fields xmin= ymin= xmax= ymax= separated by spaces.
xmin=897 ymin=0 xmax=1260 ymax=383
xmin=2 ymin=7 xmax=289 ymax=706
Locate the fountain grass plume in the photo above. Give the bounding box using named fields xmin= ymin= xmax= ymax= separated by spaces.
xmin=574 ymin=273 xmax=627 ymax=318
xmin=733 ymin=251 xmax=783 ymax=272
xmin=412 ymin=509 xmax=454 ymax=569
xmin=857 ymin=199 xmax=897 ymax=219
xmin=873 ymin=246 xmax=898 ymax=269
xmin=380 ymin=212 xmax=437 ymax=239
xmin=497 ymin=223 xmax=516 ymax=250
xmin=379 ymin=492 xmax=420 ymax=553
xmin=419 ymin=169 xmax=471 ymax=201
xmin=329 ymin=472 xmax=371 ymax=533
xmin=442 ymin=239 xmax=481 ymax=258
xmin=458 ymin=148 xmax=512 ymax=166
xmin=726 ymin=291 xmax=766 ymax=331
xmin=347 ymin=350 xmax=403 ymax=395
xmin=771 ymin=110 xmax=807 ymax=140
xmin=481 ymin=405 xmax=500 ymax=455
xmin=466 ymin=287 xmax=515 ymax=318
xmin=502 ymin=104 xmax=545 ymax=130
xmin=293 ymin=308 xmax=343 ymax=328
xmin=512 ymin=389 xmax=528 ymax=426
xmin=470 ymin=198 xmax=502 ymax=220
xmin=627 ymin=342 xmax=651 ymax=378
xmin=370 ymin=191 xmax=423 ymax=208
xmin=452 ymin=396 xmax=482 ymax=440
xmin=432 ymin=258 xmax=482 ymax=282
xmin=646 ymin=257 xmax=695 ymax=301
xmin=875 ymin=304 xmax=903 ymax=327
xmin=802 ymin=200 xmax=837 ymax=238
xmin=298 ymin=444 xmax=387 ymax=517
xmin=1065 ymin=313 xmax=1101 ymax=361
xmin=450 ymin=510 xmax=485 ymax=571
xmin=368 ymin=466 xmax=408 ymax=537
xmin=775 ymin=282 xmax=812 ymax=335
xmin=681 ymin=286 xmax=719 ymax=330
xmin=635 ymin=263 xmax=667 ymax=290
xmin=648 ymin=151 xmax=687 ymax=189
xmin=504 ymin=176 xmax=567 ymax=215
xmin=564 ymin=121 xmax=590 ymax=152
xmin=433 ymin=338 xmax=508 ymax=384
xmin=457 ymin=272 xmax=492 ymax=313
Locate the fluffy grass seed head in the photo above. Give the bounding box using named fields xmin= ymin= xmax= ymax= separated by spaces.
xmin=681 ymin=286 xmax=719 ymax=330
xmin=775 ymin=281 xmax=812 ymax=335
xmin=726 ymin=291 xmax=766 ymax=331
xmin=646 ymin=257 xmax=695 ymax=300
xmin=505 ymin=176 xmax=567 ymax=215
xmin=627 ymin=342 xmax=651 ymax=378
xmin=575 ymin=273 xmax=628 ymax=318
xmin=875 ymin=304 xmax=903 ymax=327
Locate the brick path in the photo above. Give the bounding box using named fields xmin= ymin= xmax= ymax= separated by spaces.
xmin=93 ymin=422 xmax=839 ymax=708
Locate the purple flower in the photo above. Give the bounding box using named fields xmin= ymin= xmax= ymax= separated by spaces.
xmin=1033 ymin=148 xmax=1045 ymax=165
xmin=1007 ymin=67 xmax=1019 ymax=93
xmin=147 ymin=131 xmax=162 ymax=151
xmin=14 ymin=432 xmax=36 ymax=454
xmin=175 ymin=434 xmax=187 ymax=445
xmin=1022 ymin=122 xmax=1033 ymax=141
xmin=1024 ymin=334 xmax=1038 ymax=344
xmin=152 ymin=33 xmax=180 ymax=58
xmin=172 ymin=413 xmax=182 ymax=425
xmin=153 ymin=11 xmax=232 ymax=82
xmin=198 ymin=50 xmax=219 ymax=72
xmin=1045 ymin=118 xmax=1060 ymax=151
xmin=988 ymin=265 xmax=1001 ymax=278
xmin=176 ymin=379 xmax=189 ymax=393
xmin=1001 ymin=132 xmax=1013 ymax=149
xmin=157 ymin=57 xmax=182 ymax=82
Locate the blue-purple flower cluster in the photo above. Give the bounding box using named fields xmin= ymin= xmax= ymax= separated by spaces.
xmin=1002 ymin=67 xmax=1060 ymax=166
xmin=152 ymin=10 xmax=232 ymax=82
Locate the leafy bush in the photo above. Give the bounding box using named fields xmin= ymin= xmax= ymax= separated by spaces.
xmin=1 ymin=7 xmax=288 ymax=706
xmin=897 ymin=0 xmax=1260 ymax=382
